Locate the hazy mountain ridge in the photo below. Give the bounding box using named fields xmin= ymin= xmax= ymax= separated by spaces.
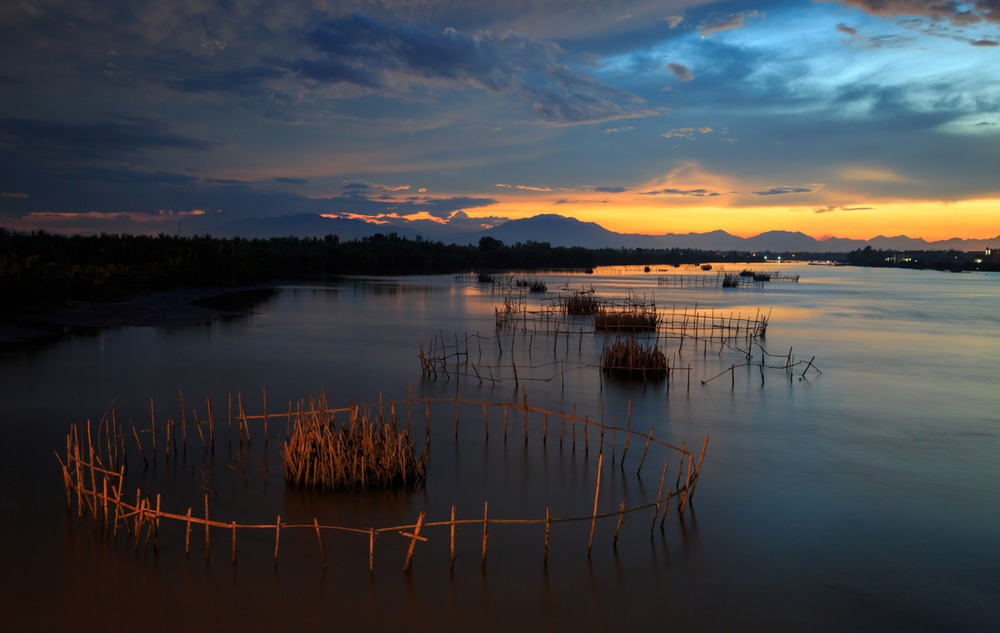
xmin=198 ymin=212 xmax=998 ymax=252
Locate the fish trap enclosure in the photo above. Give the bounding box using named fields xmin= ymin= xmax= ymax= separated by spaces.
xmin=657 ymin=269 xmax=800 ymax=288
xmin=421 ymin=285 xmax=818 ymax=388
xmin=57 ymin=391 xmax=707 ymax=574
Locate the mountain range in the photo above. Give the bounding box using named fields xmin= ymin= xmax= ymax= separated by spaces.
xmin=194 ymin=212 xmax=998 ymax=253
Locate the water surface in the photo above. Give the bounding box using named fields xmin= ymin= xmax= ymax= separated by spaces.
xmin=1 ymin=264 xmax=997 ymax=631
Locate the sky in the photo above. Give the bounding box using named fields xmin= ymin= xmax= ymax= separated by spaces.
xmin=1 ymin=0 xmax=998 ymax=241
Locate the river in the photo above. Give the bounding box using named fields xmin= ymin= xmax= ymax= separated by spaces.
xmin=1 ymin=263 xmax=997 ymax=631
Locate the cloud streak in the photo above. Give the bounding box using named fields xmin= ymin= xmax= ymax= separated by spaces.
xmin=840 ymin=1 xmax=1000 ymax=25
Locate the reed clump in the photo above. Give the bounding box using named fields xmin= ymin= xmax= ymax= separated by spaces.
xmin=594 ymin=306 xmax=658 ymax=331
xmin=600 ymin=337 xmax=668 ymax=380
xmin=722 ymin=273 xmax=741 ymax=288
xmin=514 ymin=277 xmax=547 ymax=293
xmin=561 ymin=291 xmax=601 ymax=315
xmin=283 ymin=403 xmax=426 ymax=491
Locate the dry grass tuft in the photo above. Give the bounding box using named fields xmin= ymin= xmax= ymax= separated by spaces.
xmin=283 ymin=402 xmax=426 ymax=491
xmin=594 ymin=306 xmax=658 ymax=331
xmin=600 ymin=337 xmax=668 ymax=380
xmin=561 ymin=291 xmax=601 ymax=315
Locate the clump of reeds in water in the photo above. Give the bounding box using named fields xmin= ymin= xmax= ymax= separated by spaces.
xmin=561 ymin=290 xmax=601 ymax=315
xmin=515 ymin=277 xmax=547 ymax=293
xmin=283 ymin=403 xmax=426 ymax=491
xmin=600 ymin=337 xmax=668 ymax=380
xmin=594 ymin=305 xmax=658 ymax=331
xmin=722 ymin=273 xmax=741 ymax=288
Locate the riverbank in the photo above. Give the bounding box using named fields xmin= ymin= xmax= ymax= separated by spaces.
xmin=0 ymin=285 xmax=277 ymax=344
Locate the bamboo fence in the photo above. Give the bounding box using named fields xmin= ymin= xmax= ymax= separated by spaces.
xmin=418 ymin=284 xmax=820 ymax=389
xmin=57 ymin=392 xmax=708 ymax=574
xmin=657 ymin=270 xmax=800 ymax=288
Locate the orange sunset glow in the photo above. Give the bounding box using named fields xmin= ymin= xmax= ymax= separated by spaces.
xmin=1 ymin=1 xmax=997 ymax=245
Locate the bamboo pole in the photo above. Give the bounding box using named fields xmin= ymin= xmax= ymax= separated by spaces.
xmin=588 ymin=453 xmax=603 ymax=554
xmin=651 ymin=463 xmax=668 ymax=534
xmin=207 ymin=397 xmax=215 ymax=454
xmin=544 ymin=507 xmax=551 ymax=564
xmin=314 ymin=518 xmax=327 ymax=568
xmin=231 ymin=521 xmax=237 ymax=563
xmin=154 ymin=494 xmax=161 ymax=552
xmin=402 ymin=511 xmax=426 ymax=574
xmin=636 ymin=427 xmax=654 ymax=476
xmin=273 ymin=515 xmax=281 ymax=567
xmin=660 ymin=486 xmax=672 ymax=530
xmin=130 ymin=426 xmax=147 ymax=469
xmin=369 ymin=528 xmax=375 ymax=574
xmin=613 ymin=500 xmax=626 ymax=548
xmin=185 ymin=507 xmax=192 ymax=555
xmin=450 ymin=505 xmax=456 ymax=571
xmin=481 ymin=501 xmax=489 ymax=569
xmin=204 ymin=494 xmax=210 ymax=561
xmin=523 ymin=392 xmax=529 ymax=445
xmin=179 ymin=391 xmax=187 ymax=455
xmin=687 ymin=435 xmax=710 ymax=504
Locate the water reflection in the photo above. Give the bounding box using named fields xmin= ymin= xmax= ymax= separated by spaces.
xmin=2 ymin=265 xmax=999 ymax=631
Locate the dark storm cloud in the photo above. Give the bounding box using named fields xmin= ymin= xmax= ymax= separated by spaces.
xmin=753 ymin=186 xmax=814 ymax=195
xmin=325 ymin=190 xmax=497 ymax=219
xmin=0 ymin=116 xmax=213 ymax=157
xmin=840 ymin=1 xmax=1000 ymax=25
xmin=836 ymin=23 xmax=859 ymax=35
xmin=289 ymin=13 xmax=648 ymax=124
xmin=667 ymin=62 xmax=694 ymax=81
xmin=594 ymin=186 xmax=628 ymax=193
xmin=971 ymin=38 xmax=999 ymax=45
xmin=642 ymin=188 xmax=721 ymax=197
xmin=698 ymin=10 xmax=761 ymax=36
xmin=154 ymin=11 xmax=650 ymax=124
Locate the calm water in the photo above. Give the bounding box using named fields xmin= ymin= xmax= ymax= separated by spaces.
xmin=1 ymin=264 xmax=997 ymax=631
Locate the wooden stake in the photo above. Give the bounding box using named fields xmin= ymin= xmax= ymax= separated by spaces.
xmin=687 ymin=435 xmax=710 ymax=504
xmin=636 ymin=427 xmax=654 ymax=476
xmin=651 ymin=462 xmax=668 ymax=534
xmin=588 ymin=453 xmax=603 ymax=554
xmin=207 ymin=397 xmax=215 ymax=454
xmin=185 ymin=507 xmax=192 ymax=555
xmin=481 ymin=501 xmax=489 ymax=569
xmin=403 ymin=511 xmax=426 ymax=574
xmin=149 ymin=398 xmax=157 ymax=462
xmin=154 ymin=494 xmax=161 ymax=552
xmin=450 ymin=505 xmax=456 ymax=571
xmin=544 ymin=507 xmax=551 ymax=564
xmin=179 ymin=391 xmax=187 ymax=455
xmin=369 ymin=528 xmax=375 ymax=574
xmin=660 ymin=486 xmax=672 ymax=530
xmin=613 ymin=500 xmax=626 ymax=548
xmin=273 ymin=515 xmax=281 ymax=567
xmin=522 ymin=392 xmax=528 ymax=445
xmin=263 ymin=387 xmax=269 ymax=441
xmin=131 ymin=425 xmax=147 ymax=469
xmin=314 ymin=518 xmax=327 ymax=568
xmin=204 ymin=494 xmax=210 ymax=561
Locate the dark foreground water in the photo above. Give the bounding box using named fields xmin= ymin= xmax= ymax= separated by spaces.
xmin=1 ymin=264 xmax=997 ymax=632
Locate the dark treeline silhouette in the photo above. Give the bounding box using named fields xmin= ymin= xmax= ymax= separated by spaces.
xmin=1 ymin=229 xmax=782 ymax=314
xmin=844 ymin=245 xmax=997 ymax=271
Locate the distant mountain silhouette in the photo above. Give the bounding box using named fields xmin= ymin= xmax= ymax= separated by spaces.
xmin=202 ymin=213 xmax=422 ymax=241
xmin=194 ymin=212 xmax=998 ymax=252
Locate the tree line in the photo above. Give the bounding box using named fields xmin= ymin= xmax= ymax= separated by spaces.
xmin=1 ymin=229 xmax=772 ymax=314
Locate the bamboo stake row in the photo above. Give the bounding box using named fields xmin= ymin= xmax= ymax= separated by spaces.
xmin=60 ymin=393 xmax=709 ymax=573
